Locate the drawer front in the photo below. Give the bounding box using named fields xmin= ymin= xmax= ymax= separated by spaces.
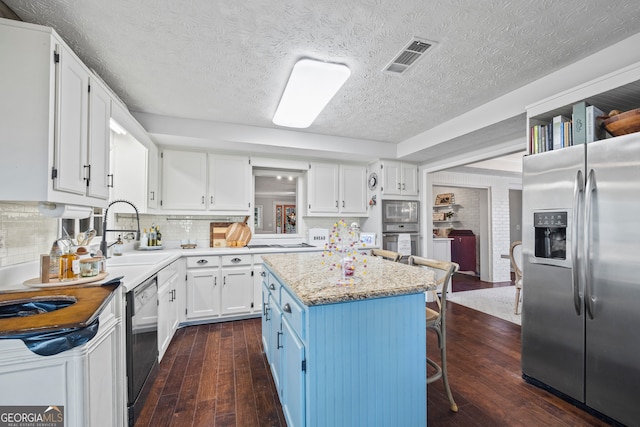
xmin=266 ymin=272 xmax=280 ymax=303
xmin=186 ymin=256 xmax=220 ymax=268
xmin=280 ymin=287 xmax=304 ymax=339
xmin=157 ymin=260 xmax=178 ymax=284
xmin=221 ymin=254 xmax=252 ymax=267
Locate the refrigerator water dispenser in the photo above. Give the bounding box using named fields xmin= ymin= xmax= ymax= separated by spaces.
xmin=533 ymin=211 xmax=567 ymax=260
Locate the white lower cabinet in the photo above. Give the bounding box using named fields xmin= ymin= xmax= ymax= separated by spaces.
xmin=186 ymin=254 xmax=259 ymax=323
xmin=221 ymin=255 xmax=253 ymax=315
xmin=158 ymin=260 xmax=181 ymax=361
xmin=0 ymin=287 xmax=125 ymax=427
xmin=186 ymin=256 xmax=221 ymax=321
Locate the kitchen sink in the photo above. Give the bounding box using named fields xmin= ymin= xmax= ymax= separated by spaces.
xmin=106 ymin=252 xmax=173 ymax=266
xmin=0 ymin=296 xmax=77 ymax=319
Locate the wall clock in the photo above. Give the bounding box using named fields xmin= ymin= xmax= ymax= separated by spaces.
xmin=368 ymin=172 xmax=378 ymax=190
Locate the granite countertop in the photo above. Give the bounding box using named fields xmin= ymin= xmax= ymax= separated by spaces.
xmin=262 ymin=252 xmax=436 ymax=306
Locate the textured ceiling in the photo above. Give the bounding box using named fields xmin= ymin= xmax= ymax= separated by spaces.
xmin=5 ymin=0 xmax=640 ymax=158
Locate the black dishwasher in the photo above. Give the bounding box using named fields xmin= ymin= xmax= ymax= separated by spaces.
xmin=126 ymin=275 xmax=158 ymax=426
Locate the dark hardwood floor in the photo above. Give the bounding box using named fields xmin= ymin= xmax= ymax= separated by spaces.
xmin=135 ymin=275 xmax=610 ymax=427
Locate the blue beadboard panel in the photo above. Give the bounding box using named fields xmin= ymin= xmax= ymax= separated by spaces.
xmin=306 ymin=293 xmax=427 ymax=427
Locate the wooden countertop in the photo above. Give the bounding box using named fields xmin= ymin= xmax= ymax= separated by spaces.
xmin=0 ymin=283 xmax=119 ymax=336
xmin=262 ymin=252 xmax=436 ymax=306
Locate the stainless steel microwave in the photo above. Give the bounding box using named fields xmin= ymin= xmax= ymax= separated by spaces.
xmin=382 ymin=200 xmax=419 ymax=224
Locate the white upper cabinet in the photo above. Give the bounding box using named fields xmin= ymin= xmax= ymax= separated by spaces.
xmin=147 ymin=143 xmax=159 ymax=210
xmin=55 ymin=43 xmax=90 ymax=196
xmin=208 ymin=154 xmax=251 ymax=211
xmin=307 ymin=162 xmax=368 ymax=216
xmin=381 ymin=161 xmax=418 ymax=197
xmin=307 ymin=162 xmax=340 ymax=214
xmin=0 ymin=20 xmax=112 ymax=207
xmin=110 ymin=99 xmax=159 ymax=213
xmin=161 ymin=150 xmax=208 ymax=210
xmin=160 ymin=149 xmax=251 ymax=213
xmin=340 ymin=164 xmax=368 ymax=215
xmin=87 ymin=77 xmax=112 ymax=200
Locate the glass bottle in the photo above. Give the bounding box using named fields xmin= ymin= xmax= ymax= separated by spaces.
xmin=113 ymin=235 xmax=124 ymax=256
xmin=156 ymin=227 xmax=162 ymax=247
xmin=59 ymin=246 xmax=79 ymax=282
xmin=149 ymin=225 xmax=157 ymax=246
xmin=49 ymin=239 xmax=62 ymax=278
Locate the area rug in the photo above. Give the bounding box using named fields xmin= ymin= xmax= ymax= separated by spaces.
xmin=447 ymin=286 xmax=521 ymax=326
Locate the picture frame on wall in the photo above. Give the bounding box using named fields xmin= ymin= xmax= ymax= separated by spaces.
xmin=435 ymin=193 xmax=455 ymax=205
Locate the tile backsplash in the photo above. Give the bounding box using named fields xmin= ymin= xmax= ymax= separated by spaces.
xmin=0 ymin=202 xmax=58 ymax=267
xmin=0 ymin=203 xmax=363 ymax=268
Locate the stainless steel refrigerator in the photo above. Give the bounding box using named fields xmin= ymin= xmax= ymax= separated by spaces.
xmin=522 ymin=132 xmax=640 ymax=426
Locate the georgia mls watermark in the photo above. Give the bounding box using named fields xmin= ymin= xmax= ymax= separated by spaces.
xmin=0 ymin=406 xmax=64 ymax=427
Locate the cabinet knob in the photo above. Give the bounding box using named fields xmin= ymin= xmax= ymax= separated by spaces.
xmin=260 ymin=271 xmax=266 ymax=277
xmin=269 ymin=283 xmax=276 ymax=290
xmin=283 ymin=303 xmax=292 ymax=313
xmin=197 ymin=259 xmax=208 ymax=264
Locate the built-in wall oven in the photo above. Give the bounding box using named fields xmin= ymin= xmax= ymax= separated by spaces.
xmin=382 ymin=200 xmax=420 ymax=262
xmin=126 ymin=275 xmax=158 ymax=426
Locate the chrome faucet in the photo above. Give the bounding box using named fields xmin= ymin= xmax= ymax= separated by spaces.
xmin=100 ymin=199 xmax=141 ymax=257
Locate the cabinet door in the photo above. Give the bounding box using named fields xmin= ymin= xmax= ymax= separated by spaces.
xmin=340 ymin=164 xmax=367 ymax=214
xmin=401 ymin=164 xmax=419 ymax=196
xmin=186 ymin=268 xmax=220 ymax=320
xmin=87 ymin=77 xmax=111 ymax=200
xmin=208 ymin=154 xmax=250 ymax=211
xmin=308 ymin=162 xmax=339 ymax=214
xmin=54 ymin=44 xmax=89 ymax=196
xmin=253 ymin=264 xmax=264 ymax=314
xmin=161 ymin=150 xmax=207 ymax=210
xmin=221 ymin=266 xmax=253 ymax=315
xmin=86 ymin=323 xmax=119 ymax=427
xmin=268 ymin=295 xmax=283 ymax=394
xmin=282 ymin=318 xmax=306 ymax=427
xmin=109 ymin=130 xmax=148 ymax=213
xmin=382 ymin=161 xmax=401 ymax=195
xmin=158 ymin=282 xmax=172 ymax=360
xmin=261 ymin=282 xmax=271 ymax=355
xmin=147 ymin=143 xmax=159 ymax=209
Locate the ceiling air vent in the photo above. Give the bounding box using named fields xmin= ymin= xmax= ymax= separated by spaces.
xmin=384 ymin=38 xmax=436 ymax=74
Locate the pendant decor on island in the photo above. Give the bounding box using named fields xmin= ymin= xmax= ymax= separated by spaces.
xmin=321 ymin=219 xmax=368 ymax=286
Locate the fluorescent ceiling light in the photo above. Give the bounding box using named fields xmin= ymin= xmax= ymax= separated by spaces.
xmin=109 ymin=118 xmax=127 ymax=135
xmin=273 ymin=59 xmax=351 ymax=128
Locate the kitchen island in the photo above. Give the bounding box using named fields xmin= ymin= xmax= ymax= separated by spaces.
xmin=261 ymin=252 xmax=435 ymax=427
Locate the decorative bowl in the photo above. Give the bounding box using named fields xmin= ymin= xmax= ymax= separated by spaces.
xmin=602 ymin=108 xmax=640 ymax=137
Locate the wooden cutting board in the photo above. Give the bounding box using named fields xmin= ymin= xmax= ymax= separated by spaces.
xmin=210 ymin=222 xmax=232 ymax=248
xmin=225 ymin=216 xmax=252 ymax=247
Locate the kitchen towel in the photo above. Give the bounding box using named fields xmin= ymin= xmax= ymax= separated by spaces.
xmin=397 ymin=233 xmax=412 ymax=256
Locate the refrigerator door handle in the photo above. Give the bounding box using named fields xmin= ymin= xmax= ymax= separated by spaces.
xmin=572 ymin=170 xmax=584 ymax=316
xmin=584 ymin=169 xmax=596 ymax=319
